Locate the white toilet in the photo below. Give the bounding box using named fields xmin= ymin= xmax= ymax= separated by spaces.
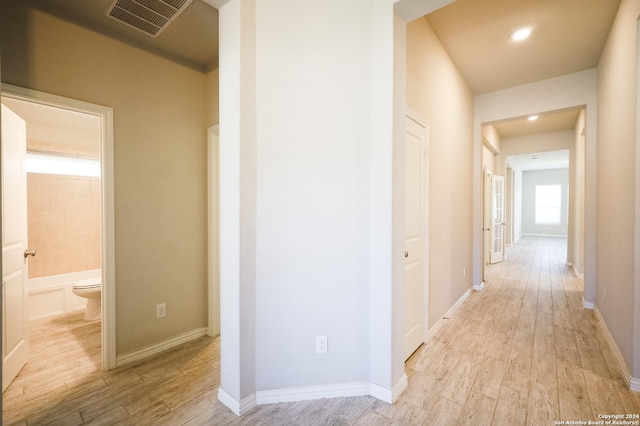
xmin=72 ymin=278 xmax=101 ymax=321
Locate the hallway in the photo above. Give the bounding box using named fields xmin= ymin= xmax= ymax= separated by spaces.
xmin=4 ymin=237 xmax=640 ymax=425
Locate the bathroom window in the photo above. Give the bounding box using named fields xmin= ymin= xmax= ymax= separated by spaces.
xmin=26 ymin=153 xmax=100 ymax=178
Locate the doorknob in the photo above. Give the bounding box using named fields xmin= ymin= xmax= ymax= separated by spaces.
xmin=405 ymin=251 xmax=409 ymax=258
xmin=23 ymin=249 xmax=36 ymax=258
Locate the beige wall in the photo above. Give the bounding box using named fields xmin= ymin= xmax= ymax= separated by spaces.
xmin=1 ymin=2 xmax=219 ymax=354
xmin=407 ymin=17 xmax=474 ymax=327
xmin=596 ymin=0 xmax=640 ymax=374
xmin=27 ymin=173 xmax=101 ymax=278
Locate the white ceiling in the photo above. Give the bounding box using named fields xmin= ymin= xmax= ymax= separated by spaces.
xmin=1 ymin=97 xmax=101 ymax=152
xmin=507 ymin=150 xmax=569 ymax=172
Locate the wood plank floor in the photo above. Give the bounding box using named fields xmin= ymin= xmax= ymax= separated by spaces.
xmin=4 ymin=236 xmax=640 ymax=425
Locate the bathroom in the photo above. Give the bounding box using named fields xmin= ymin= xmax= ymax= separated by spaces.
xmin=3 ymin=96 xmax=103 ymax=368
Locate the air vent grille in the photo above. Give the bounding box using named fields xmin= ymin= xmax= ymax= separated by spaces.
xmin=106 ymin=0 xmax=192 ymax=37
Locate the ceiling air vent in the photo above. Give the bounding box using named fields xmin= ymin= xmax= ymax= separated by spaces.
xmin=106 ymin=0 xmax=193 ymax=37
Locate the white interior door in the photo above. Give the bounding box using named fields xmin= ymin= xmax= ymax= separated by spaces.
xmin=2 ymin=103 xmax=30 ymax=391
xmin=490 ymin=174 xmax=505 ymax=264
xmin=404 ymin=114 xmax=428 ymax=360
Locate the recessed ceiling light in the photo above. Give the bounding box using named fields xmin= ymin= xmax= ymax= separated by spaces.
xmin=528 ymin=115 xmax=539 ymax=121
xmin=511 ymin=27 xmax=533 ymax=42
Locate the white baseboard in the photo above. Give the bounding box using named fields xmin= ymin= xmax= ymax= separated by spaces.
xmin=426 ymin=287 xmax=472 ymax=341
xmin=582 ymin=297 xmax=595 ymax=310
xmin=391 ymin=374 xmax=409 ymax=402
xmin=630 ymin=377 xmax=640 ymax=392
xmin=256 ymin=381 xmax=371 ymax=405
xmin=218 ymin=387 xmax=257 ymax=416
xmin=594 ymin=307 xmax=632 ymax=389
xmin=473 ymin=282 xmax=485 ymax=291
xmin=370 ymin=374 xmax=408 ymax=404
xmin=116 ymin=327 xmax=208 ymax=367
xmin=255 ymin=376 xmax=409 ymax=407
xmin=568 ymin=263 xmax=584 ymax=279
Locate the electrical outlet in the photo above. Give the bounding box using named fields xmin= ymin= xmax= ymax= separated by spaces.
xmin=316 ymin=335 xmax=327 ymax=354
xmin=156 ymin=303 xmax=166 ymax=318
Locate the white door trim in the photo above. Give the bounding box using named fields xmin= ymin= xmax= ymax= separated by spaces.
xmin=208 ymin=125 xmax=220 ymax=336
xmin=1 ymin=83 xmax=116 ymax=370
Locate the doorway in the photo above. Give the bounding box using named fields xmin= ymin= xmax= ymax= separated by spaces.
xmin=1 ymin=84 xmax=116 ymax=377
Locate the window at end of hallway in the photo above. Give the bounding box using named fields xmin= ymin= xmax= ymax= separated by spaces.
xmin=535 ymin=184 xmax=561 ymax=224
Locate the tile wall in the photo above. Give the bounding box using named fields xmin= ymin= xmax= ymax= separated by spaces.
xmin=27 ymin=173 xmax=101 ymax=278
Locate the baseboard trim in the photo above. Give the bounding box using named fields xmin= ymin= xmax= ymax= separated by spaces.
xmin=473 ymin=282 xmax=485 ymax=291
xmin=391 ymin=374 xmax=409 ymax=403
xmin=630 ymin=377 xmax=640 ymax=392
xmin=116 ymin=327 xmax=208 ymax=367
xmin=594 ymin=307 xmax=632 ymax=389
xmin=218 ymin=387 xmax=257 ymax=416
xmin=427 ymin=287 xmax=472 ymax=342
xmin=256 ymin=381 xmax=371 ymax=405
xmin=582 ymin=297 xmax=595 ymax=310
xmin=569 ymin=263 xmax=584 ymax=279
xmin=255 ymin=376 xmax=409 ymax=407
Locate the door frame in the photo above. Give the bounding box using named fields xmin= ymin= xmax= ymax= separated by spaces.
xmin=406 ymin=109 xmax=429 ymax=344
xmin=1 ymin=83 xmax=116 ymax=370
xmin=208 ymin=125 xmax=220 ymax=336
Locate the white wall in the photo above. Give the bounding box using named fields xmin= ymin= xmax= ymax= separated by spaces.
xmin=521 ymin=169 xmax=569 ymax=236
xmin=596 ymin=0 xmax=640 ymax=380
xmin=254 ymin=0 xmax=372 ymax=390
xmin=218 ymin=0 xmax=405 ymax=412
xmin=406 ymin=17 xmax=474 ymax=328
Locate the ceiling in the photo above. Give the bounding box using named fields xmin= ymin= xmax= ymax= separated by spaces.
xmin=22 ymin=0 xmax=620 ymax=169
xmin=31 ymin=0 xmax=218 ymax=72
xmin=507 ymin=150 xmax=569 ymax=172
xmin=425 ymin=0 xmax=621 ymax=96
xmin=492 ymin=108 xmax=582 ymax=139
xmin=425 ymin=0 xmax=620 ymax=170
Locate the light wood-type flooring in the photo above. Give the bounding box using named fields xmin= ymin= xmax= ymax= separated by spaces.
xmin=4 ymin=236 xmax=640 ymax=425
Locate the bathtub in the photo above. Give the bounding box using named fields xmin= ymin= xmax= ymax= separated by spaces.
xmin=28 ymin=269 xmax=101 ymax=320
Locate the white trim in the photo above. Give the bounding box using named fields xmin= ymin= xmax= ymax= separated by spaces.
xmin=1 ymin=83 xmax=116 ymax=370
xmin=392 ymin=374 xmax=409 ymax=402
xmin=370 ymin=382 xmax=392 ymax=404
xmin=594 ymin=307 xmax=632 ymax=389
xmin=427 ymin=287 xmax=472 ymax=341
xmin=473 ymin=282 xmax=485 ymax=291
xmin=571 ymin=264 xmax=584 ymax=279
xmin=256 ymin=381 xmax=371 ymax=405
xmin=631 ymin=377 xmax=640 ymax=392
xmin=116 ymin=327 xmax=208 ymax=367
xmin=207 ymin=125 xmax=220 ymax=337
xmin=520 ymin=233 xmax=569 ymax=238
xmin=217 ymin=387 xmax=257 ymax=416
xmin=582 ymin=297 xmax=595 ymax=310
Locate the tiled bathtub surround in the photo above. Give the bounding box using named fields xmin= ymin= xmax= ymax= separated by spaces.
xmin=27 ymin=172 xmax=101 ymax=278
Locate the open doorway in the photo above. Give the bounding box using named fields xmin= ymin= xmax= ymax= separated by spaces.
xmin=481 ymin=107 xmax=586 ymax=284
xmin=1 ymin=85 xmax=115 ymax=393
